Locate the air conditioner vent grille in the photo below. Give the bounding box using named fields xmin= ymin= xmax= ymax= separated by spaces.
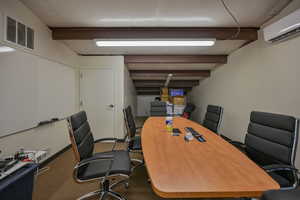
xmin=5 ymin=16 xmax=34 ymax=50
xmin=270 ymin=27 xmax=300 ymax=42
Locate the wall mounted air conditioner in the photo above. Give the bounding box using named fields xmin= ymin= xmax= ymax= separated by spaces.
xmin=263 ymin=8 xmax=300 ymax=43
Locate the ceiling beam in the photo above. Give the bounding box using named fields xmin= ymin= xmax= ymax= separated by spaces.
xmin=136 ymin=87 xmax=192 ymax=90
xmin=134 ymin=80 xmax=199 ymax=87
xmin=130 ymin=70 xmax=210 ymax=77
xmin=137 ymin=91 xmax=161 ymax=95
xmin=125 ymin=55 xmax=227 ymax=64
xmin=50 ymin=27 xmax=258 ymax=41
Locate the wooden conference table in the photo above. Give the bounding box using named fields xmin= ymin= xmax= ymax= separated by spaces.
xmin=141 ymin=117 xmax=280 ymax=198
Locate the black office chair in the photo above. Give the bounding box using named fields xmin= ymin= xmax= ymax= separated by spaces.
xmin=261 ymin=188 xmax=300 ymax=200
xmin=203 ymin=105 xmax=224 ymax=134
xmin=231 ymin=111 xmax=299 ymax=189
xmin=123 ymin=106 xmax=142 ymax=153
xmin=123 ymin=106 xmax=144 ymax=168
xmin=67 ymin=111 xmax=131 ymax=200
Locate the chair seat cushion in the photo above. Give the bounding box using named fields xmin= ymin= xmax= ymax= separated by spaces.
xmin=268 ymin=172 xmax=291 ymax=188
xmin=77 ymin=150 xmax=131 ymax=181
xmin=129 ymin=136 xmax=142 ymax=150
xmin=261 ymin=188 xmax=300 ymax=200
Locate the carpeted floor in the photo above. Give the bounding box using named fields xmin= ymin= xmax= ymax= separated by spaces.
xmin=32 ymin=142 xmax=162 ymax=200
xmin=32 ymin=117 xmax=237 ymax=200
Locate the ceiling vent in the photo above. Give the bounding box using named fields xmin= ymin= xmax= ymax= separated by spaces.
xmin=5 ymin=16 xmax=34 ymax=49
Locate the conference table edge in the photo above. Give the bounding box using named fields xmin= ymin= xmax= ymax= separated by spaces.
xmin=141 ymin=117 xmax=280 ymax=198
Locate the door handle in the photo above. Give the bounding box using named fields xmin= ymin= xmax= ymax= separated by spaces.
xmin=109 ymin=104 xmax=114 ymax=108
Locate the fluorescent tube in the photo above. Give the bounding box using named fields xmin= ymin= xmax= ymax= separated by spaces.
xmin=95 ymin=40 xmax=215 ymax=47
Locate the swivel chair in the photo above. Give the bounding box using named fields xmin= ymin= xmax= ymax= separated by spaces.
xmin=231 ymin=111 xmax=299 ymax=189
xmin=67 ymin=111 xmax=132 ymax=200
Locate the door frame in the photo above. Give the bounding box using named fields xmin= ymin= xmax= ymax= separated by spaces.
xmin=79 ymin=67 xmax=116 ymax=138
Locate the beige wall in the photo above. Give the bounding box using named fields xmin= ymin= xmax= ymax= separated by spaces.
xmin=0 ymin=0 xmax=78 ymax=160
xmin=124 ymin=66 xmax=137 ymax=116
xmin=190 ymin=31 xmax=300 ymax=168
xmin=0 ymin=0 xmax=78 ymax=66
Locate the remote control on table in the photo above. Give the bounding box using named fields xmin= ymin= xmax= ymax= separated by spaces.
xmin=184 ymin=127 xmax=206 ymax=142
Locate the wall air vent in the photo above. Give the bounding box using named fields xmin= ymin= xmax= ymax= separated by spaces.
xmin=5 ymin=16 xmax=34 ymax=50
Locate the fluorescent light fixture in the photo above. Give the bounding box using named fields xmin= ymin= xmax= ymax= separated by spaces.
xmin=95 ymin=39 xmax=215 ymax=47
xmin=0 ymin=46 xmax=15 ymax=53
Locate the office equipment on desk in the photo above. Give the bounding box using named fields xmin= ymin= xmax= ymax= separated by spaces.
xmin=23 ymin=150 xmax=47 ymax=163
xmin=184 ymin=132 xmax=193 ymax=141
xmin=170 ymin=89 xmax=184 ymax=97
xmin=185 ymin=127 xmax=206 ymax=142
xmin=172 ymin=128 xmax=181 ymax=136
xmin=0 ymin=150 xmax=46 ymax=180
xmin=141 ymin=117 xmax=279 ymax=198
xmin=0 ymin=162 xmax=29 ymax=181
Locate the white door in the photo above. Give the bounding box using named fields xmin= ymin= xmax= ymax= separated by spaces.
xmin=80 ymin=69 xmax=115 ymax=139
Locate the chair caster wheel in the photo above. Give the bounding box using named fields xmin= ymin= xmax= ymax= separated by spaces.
xmin=125 ymin=182 xmax=129 ymax=189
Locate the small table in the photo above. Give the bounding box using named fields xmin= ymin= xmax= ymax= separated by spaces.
xmin=141 ymin=117 xmax=279 ymax=198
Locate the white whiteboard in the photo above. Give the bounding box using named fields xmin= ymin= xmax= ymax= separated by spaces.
xmin=0 ymin=50 xmax=76 ymax=137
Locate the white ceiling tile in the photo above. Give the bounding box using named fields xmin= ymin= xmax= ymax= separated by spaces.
xmin=21 ymin=0 xmax=289 ymax=27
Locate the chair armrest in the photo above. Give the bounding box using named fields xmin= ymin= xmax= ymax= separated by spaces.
xmin=75 ymin=155 xmax=114 ymax=169
xmin=96 ymin=137 xmax=123 ymax=143
xmin=263 ymin=164 xmax=298 ymax=173
xmin=220 ymin=135 xmax=232 ymax=142
xmin=229 ymin=141 xmax=246 ymax=147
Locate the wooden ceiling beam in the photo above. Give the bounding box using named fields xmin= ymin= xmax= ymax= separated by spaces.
xmin=136 ymin=87 xmax=192 ymax=90
xmin=137 ymin=91 xmax=161 ymax=95
xmin=125 ymin=55 xmax=227 ymax=64
xmin=134 ymin=80 xmax=199 ymax=87
xmin=50 ymin=27 xmax=258 ymax=41
xmin=130 ymin=70 xmax=210 ymax=77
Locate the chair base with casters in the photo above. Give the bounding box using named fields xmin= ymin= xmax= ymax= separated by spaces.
xmin=261 ymin=188 xmax=300 ymax=200
xmin=72 ymin=149 xmax=132 ymax=200
xmin=77 ymin=179 xmax=128 ymax=200
xmin=127 ymin=136 xmax=144 ymax=170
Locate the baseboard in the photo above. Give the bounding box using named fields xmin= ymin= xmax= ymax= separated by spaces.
xmin=39 ymin=144 xmax=71 ymax=168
